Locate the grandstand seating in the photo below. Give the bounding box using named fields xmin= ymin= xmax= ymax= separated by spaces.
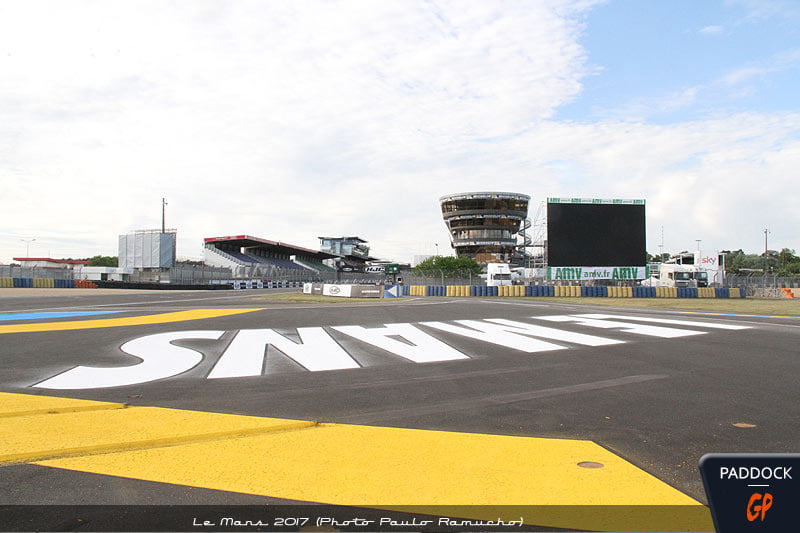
xmin=293 ymin=258 xmax=336 ymax=272
xmin=243 ymin=253 xmax=304 ymax=271
xmin=206 ymin=240 xmax=332 ymax=273
xmin=216 ymin=249 xmax=258 ymax=264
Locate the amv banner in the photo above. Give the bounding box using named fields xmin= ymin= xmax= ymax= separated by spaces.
xmin=547 ymin=266 xmax=648 ymax=281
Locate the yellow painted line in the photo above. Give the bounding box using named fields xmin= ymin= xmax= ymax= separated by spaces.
xmin=0 ymin=308 xmax=263 ymax=334
xmin=0 ymin=392 xmax=125 ymax=418
xmin=0 ymin=393 xmax=713 ymax=532
xmin=1 ymin=406 xmax=315 ymax=464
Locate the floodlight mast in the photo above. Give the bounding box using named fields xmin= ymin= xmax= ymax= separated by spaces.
xmin=162 ymin=198 xmax=168 ymax=234
xmin=21 ymin=238 xmax=36 ymax=257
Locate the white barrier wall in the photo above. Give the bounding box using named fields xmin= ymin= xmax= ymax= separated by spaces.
xmin=304 ymin=283 xmax=382 ymax=298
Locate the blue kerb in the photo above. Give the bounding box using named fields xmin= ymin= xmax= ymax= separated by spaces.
xmin=0 ymin=311 xmax=123 ymax=322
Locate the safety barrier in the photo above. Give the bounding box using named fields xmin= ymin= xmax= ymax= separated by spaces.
xmin=526 ymin=285 xmax=555 ymax=297
xmin=632 ymin=287 xmax=656 ymax=298
xmin=581 ymin=286 xmax=608 ymax=297
xmin=656 ymin=287 xmax=677 ymax=298
xmin=608 ymin=286 xmax=633 ymax=298
xmin=0 ymin=278 xmax=751 ymax=299
xmin=3 ymin=278 xmax=81 ymax=289
xmin=402 ymin=284 xmax=747 ymax=299
xmin=445 ymin=285 xmax=474 ymax=297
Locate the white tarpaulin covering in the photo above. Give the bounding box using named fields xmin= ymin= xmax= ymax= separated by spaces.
xmin=119 ymin=231 xmax=176 ymax=269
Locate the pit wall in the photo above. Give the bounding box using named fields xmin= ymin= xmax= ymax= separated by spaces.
xmin=403 ymin=285 xmax=745 ymax=299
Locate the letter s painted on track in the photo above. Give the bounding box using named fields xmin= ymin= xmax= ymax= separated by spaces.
xmin=34 ymin=331 xmax=225 ymax=389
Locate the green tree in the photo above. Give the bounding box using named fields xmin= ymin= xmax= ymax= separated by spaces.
xmin=87 ymin=255 xmax=118 ymax=267
xmin=725 ymin=250 xmax=765 ymax=274
xmin=413 ymin=256 xmax=483 ymax=277
xmin=776 ymin=248 xmax=800 ymax=276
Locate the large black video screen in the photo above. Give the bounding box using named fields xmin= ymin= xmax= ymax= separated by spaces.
xmin=547 ymin=202 xmax=646 ymax=267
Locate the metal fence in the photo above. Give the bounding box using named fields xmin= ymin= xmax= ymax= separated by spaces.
xmin=724 ymin=274 xmax=800 ymax=297
xmin=406 ymin=270 xmax=481 ymax=287
xmin=0 ymin=266 xmax=74 ymax=280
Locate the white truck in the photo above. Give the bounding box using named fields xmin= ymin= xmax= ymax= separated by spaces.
xmin=486 ymin=263 xmax=513 ymax=286
xmin=643 ymin=263 xmax=709 ymax=288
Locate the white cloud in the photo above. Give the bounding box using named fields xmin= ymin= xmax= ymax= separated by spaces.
xmin=515 ymin=113 xmax=800 ymax=255
xmin=1 ymin=0 xmax=595 ymax=262
xmin=728 ymin=0 xmax=800 ymax=22
xmin=699 ymin=25 xmax=725 ymax=34
xmin=720 ymin=48 xmax=800 ymax=86
xmin=594 ymin=47 xmax=800 ymax=124
xmin=1 ymin=0 xmax=798 ymax=264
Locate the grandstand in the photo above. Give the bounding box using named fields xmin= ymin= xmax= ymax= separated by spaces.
xmin=203 ymin=235 xmax=336 ymax=275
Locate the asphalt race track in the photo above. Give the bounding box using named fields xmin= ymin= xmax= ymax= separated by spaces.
xmin=1 ymin=288 xmax=798 ymax=532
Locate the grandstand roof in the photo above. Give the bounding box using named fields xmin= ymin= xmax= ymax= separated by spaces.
xmin=204 ymin=235 xmax=336 ymax=259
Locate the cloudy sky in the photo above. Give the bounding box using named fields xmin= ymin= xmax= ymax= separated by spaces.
xmin=1 ymin=0 xmax=798 ymax=264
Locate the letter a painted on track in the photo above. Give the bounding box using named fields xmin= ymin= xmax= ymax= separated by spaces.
xmin=34 ymin=331 xmax=225 ymax=389
xmin=208 ymin=328 xmax=360 ymax=377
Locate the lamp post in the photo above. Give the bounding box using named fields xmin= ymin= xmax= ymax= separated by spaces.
xmin=21 ymin=238 xmax=36 ymax=258
xmin=434 ymin=243 xmax=439 ymax=256
xmin=764 ymin=228 xmax=770 ymax=286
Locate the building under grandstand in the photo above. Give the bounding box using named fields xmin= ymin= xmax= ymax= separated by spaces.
xmin=203 ymin=235 xmax=337 ymax=277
